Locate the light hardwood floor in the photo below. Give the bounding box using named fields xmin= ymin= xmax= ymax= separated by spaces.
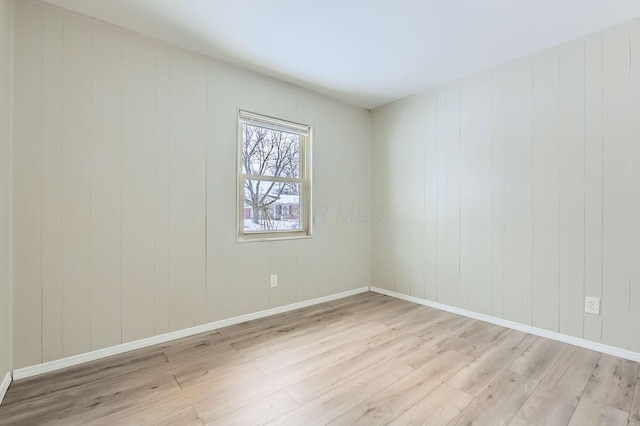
xmin=1 ymin=292 xmax=639 ymax=425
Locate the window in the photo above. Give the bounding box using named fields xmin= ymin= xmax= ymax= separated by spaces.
xmin=238 ymin=110 xmax=312 ymax=241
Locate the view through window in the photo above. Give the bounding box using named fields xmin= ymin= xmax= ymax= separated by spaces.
xmin=238 ymin=111 xmax=311 ymax=240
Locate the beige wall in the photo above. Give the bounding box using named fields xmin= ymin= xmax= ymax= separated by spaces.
xmin=14 ymin=0 xmax=640 ymax=372
xmin=371 ymin=18 xmax=640 ymax=352
xmin=0 ymin=0 xmax=13 ymax=380
xmin=12 ymin=1 xmax=370 ymax=369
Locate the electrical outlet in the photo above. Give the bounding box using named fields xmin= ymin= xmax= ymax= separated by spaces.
xmin=270 ymin=274 xmax=278 ymax=288
xmin=585 ymin=297 xmax=600 ymax=315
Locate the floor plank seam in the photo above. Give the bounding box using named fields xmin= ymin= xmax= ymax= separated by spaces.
xmin=191 ymin=404 xmax=204 ymax=425
xmin=509 ymin=342 xmax=570 ymax=424
xmin=378 ymin=349 xmax=473 ymax=425
xmin=452 ymin=332 xmax=540 ymax=424
xmin=173 ymin=374 xmax=182 ymax=390
xmin=567 ymin=352 xmax=604 ymax=425
xmin=282 ymin=388 xmax=301 ymax=407
xmin=630 ymin=378 xmax=640 ymax=425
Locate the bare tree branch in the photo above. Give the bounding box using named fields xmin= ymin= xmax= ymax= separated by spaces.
xmin=242 ymin=124 xmax=300 ymax=226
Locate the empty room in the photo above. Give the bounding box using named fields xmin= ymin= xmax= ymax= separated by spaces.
xmin=1 ymin=0 xmax=640 ymax=424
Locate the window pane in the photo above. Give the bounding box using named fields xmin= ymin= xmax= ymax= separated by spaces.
xmin=243 ymin=179 xmax=302 ymax=232
xmin=242 ymin=123 xmax=300 ymax=178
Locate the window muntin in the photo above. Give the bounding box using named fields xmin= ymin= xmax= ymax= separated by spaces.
xmin=238 ymin=111 xmax=311 ymax=241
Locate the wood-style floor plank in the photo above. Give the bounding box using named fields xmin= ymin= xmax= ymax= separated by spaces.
xmin=582 ymin=353 xmax=639 ymax=411
xmin=449 ymin=370 xmax=538 ymax=425
xmin=191 ymin=343 xmax=372 ymax=423
xmin=399 ymin=317 xmax=482 ymax=368
xmin=0 ymin=372 xmax=180 ymax=423
xmin=0 ymin=292 xmax=637 ymax=426
xmin=327 ymin=349 xmax=471 ymax=425
xmin=253 ymin=320 xmax=388 ymax=375
xmin=447 ymin=330 xmax=536 ymax=396
xmin=630 ymin=379 xmax=640 ymax=426
xmin=517 ymin=345 xmax=602 ymax=425
xmin=283 ymin=334 xmax=425 ymax=406
xmin=270 ymin=361 xmax=413 ymax=426
xmin=567 ymin=396 xmax=629 ymax=426
xmin=388 ymin=383 xmax=473 ymax=426
xmin=101 ymin=403 xmax=203 ymax=426
xmin=206 ymin=391 xmax=299 ymax=426
xmin=509 ymin=416 xmax=535 ymax=426
xmin=2 ymin=351 xmax=171 ymax=407
xmin=446 ymin=322 xmax=511 ymax=358
xmin=154 ymin=406 xmax=204 ymax=426
xmin=42 ymin=376 xmax=182 ymax=426
xmin=508 ymin=336 xmax=567 ymax=381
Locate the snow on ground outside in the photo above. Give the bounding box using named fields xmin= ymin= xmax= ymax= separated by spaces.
xmin=243 ymin=218 xmax=300 ymax=231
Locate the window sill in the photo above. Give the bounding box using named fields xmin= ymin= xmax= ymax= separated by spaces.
xmin=237 ymin=233 xmax=312 ymax=243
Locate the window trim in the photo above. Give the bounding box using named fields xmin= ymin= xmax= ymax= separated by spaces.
xmin=237 ymin=110 xmax=313 ymax=242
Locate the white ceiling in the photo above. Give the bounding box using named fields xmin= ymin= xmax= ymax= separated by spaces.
xmin=42 ymin=0 xmax=640 ymax=109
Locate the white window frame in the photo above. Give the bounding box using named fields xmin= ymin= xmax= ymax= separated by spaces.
xmin=237 ymin=110 xmax=312 ymax=242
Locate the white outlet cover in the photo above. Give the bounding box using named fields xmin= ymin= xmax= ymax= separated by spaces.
xmin=270 ymin=274 xmax=278 ymax=288
xmin=585 ymin=297 xmax=600 ymax=315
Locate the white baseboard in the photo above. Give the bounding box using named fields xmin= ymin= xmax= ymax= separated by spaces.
xmin=16 ymin=284 xmax=635 ymax=382
xmin=0 ymin=371 xmax=11 ymax=406
xmin=13 ymin=286 xmax=369 ymax=381
xmin=370 ymin=286 xmax=640 ymax=363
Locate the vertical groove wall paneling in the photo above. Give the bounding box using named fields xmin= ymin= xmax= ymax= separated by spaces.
xmin=205 ymin=63 xmax=220 ymax=322
xmin=558 ymin=40 xmax=586 ymax=339
xmin=193 ymin=59 xmax=207 ymax=325
xmin=436 ymin=88 xmax=447 ymax=303
xmin=380 ymin=103 xmax=396 ymax=292
xmin=154 ymin=45 xmax=170 ymax=335
xmin=62 ymin=14 xmax=92 ymax=358
xmin=13 ymin=0 xmax=43 ymax=368
xmin=490 ymin=69 xmax=505 ymax=319
xmin=602 ymin=23 xmax=632 ymax=350
xmin=0 ymin=0 xmax=12 ymax=378
xmin=214 ymin=65 xmax=244 ymax=320
xmin=410 ymin=97 xmax=426 ymax=299
xmin=122 ymin=35 xmax=156 ymax=343
xmin=445 ymin=84 xmax=461 ymax=307
xmin=167 ymin=52 xmax=198 ymax=332
xmin=630 ymin=19 xmax=640 ymax=352
xmin=459 ymin=80 xmax=471 ymax=311
xmin=370 ymin=106 xmax=392 ymax=291
xmin=502 ymin=58 xmax=534 ymax=326
xmin=392 ymin=101 xmax=412 ymax=296
xmin=368 ymin=17 xmax=640 ymax=355
xmin=90 ymin=24 xmax=122 ymax=351
xmin=383 ymin=103 xmax=400 ymax=294
xmin=465 ymin=73 xmax=493 ymax=315
xmin=424 ymin=93 xmax=438 ymax=301
xmin=584 ymin=33 xmax=604 ymax=344
xmin=531 ymin=48 xmax=560 ymax=332
xmin=268 ymin=240 xmax=297 ymax=308
xmin=41 ymin=9 xmax=64 ymax=362
xmin=13 ymin=2 xmax=371 ymax=368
